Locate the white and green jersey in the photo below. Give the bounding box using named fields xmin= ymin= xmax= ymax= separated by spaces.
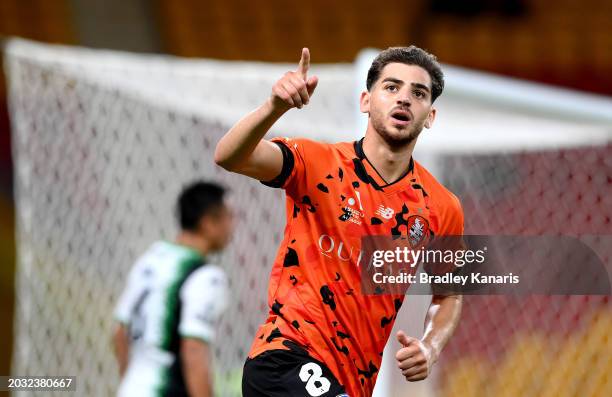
xmin=114 ymin=241 xmax=228 ymax=397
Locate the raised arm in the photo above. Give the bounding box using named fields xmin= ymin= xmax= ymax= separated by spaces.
xmin=214 ymin=48 xmax=318 ymax=181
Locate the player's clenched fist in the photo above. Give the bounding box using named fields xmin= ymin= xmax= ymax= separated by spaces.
xmin=395 ymin=330 xmax=435 ymax=382
xmin=270 ymin=47 xmax=319 ymax=111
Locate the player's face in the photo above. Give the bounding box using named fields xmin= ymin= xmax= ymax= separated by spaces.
xmin=360 ymin=63 xmax=436 ymax=146
xmin=199 ymin=205 xmax=234 ymax=252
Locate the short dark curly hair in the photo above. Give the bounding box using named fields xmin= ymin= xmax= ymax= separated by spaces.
xmin=366 ymin=46 xmax=445 ymax=102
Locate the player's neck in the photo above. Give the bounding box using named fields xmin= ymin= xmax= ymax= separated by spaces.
xmin=362 ymin=131 xmax=416 ymax=184
xmin=175 ymin=232 xmax=211 ymax=257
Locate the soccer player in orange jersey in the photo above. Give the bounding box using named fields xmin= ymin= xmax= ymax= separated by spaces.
xmin=215 ymin=46 xmax=463 ymax=397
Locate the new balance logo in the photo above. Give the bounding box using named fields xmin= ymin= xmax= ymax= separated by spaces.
xmin=376 ymin=205 xmax=394 ymax=220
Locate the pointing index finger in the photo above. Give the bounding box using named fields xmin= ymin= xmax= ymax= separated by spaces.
xmin=297 ymin=47 xmax=310 ymax=79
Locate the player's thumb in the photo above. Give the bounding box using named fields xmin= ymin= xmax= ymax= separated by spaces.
xmin=306 ymin=75 xmax=318 ymax=96
xmin=397 ymin=330 xmax=413 ymax=347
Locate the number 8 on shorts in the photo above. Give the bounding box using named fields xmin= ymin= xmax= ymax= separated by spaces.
xmin=299 ymin=362 xmax=331 ymax=396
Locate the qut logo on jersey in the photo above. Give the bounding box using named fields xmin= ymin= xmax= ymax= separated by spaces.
xmin=318 ymin=234 xmax=364 ymax=267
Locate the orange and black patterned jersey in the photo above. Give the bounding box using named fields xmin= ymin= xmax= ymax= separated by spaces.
xmin=248 ymin=137 xmax=464 ymax=397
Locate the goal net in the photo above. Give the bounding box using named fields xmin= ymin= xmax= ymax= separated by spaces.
xmin=5 ymin=38 xmax=612 ymax=397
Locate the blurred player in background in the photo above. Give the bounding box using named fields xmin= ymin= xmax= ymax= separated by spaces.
xmin=112 ymin=181 xmax=233 ymax=397
xmin=216 ymin=46 xmax=463 ymax=396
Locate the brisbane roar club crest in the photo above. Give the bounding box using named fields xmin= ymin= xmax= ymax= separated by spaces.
xmin=390 ymin=204 xmax=430 ymax=248
xmin=407 ymin=215 xmax=429 ymax=248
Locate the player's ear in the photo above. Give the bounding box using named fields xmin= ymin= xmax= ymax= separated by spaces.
xmin=359 ymin=90 xmax=370 ymax=114
xmin=424 ymin=107 xmax=436 ymax=129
